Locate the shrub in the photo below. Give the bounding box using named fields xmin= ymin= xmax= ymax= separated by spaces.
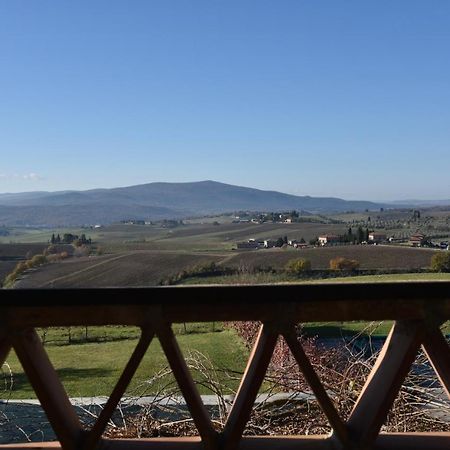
xmin=29 ymin=254 xmax=48 ymax=267
xmin=15 ymin=261 xmax=28 ymax=274
xmin=44 ymin=245 xmax=58 ymax=256
xmin=430 ymin=252 xmax=450 ymax=272
xmin=3 ymin=253 xmax=48 ymax=288
xmin=285 ymin=258 xmax=312 ymax=274
xmin=330 ymin=257 xmax=360 ymax=270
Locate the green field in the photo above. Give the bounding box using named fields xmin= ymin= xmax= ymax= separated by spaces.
xmin=309 ymin=272 xmax=450 ymax=283
xmin=2 ymin=325 xmax=248 ymax=399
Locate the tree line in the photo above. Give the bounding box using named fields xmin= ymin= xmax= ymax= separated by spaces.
xmin=50 ymin=233 xmax=92 ymax=245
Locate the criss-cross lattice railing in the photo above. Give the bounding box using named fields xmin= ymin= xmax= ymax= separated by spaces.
xmin=1 ymin=283 xmax=449 ymax=449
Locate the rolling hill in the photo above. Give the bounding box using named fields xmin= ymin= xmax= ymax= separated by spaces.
xmin=0 ymin=180 xmax=384 ymax=226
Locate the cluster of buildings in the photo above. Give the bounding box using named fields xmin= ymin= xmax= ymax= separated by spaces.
xmin=236 ymin=231 xmax=450 ymax=251
xmin=409 ymin=233 xmax=449 ymax=249
xmin=317 ymin=232 xmax=387 ymax=246
xmin=409 ymin=233 xmax=426 ymax=247
xmin=236 ymin=238 xmax=308 ymax=250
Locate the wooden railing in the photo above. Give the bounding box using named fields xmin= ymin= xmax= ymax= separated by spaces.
xmin=1 ymin=282 xmax=449 ymax=450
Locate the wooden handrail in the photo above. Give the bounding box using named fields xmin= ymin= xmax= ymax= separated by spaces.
xmin=1 ymin=282 xmax=449 ymax=450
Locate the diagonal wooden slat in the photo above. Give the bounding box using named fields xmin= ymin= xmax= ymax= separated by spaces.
xmin=422 ymin=326 xmax=450 ymax=399
xmin=83 ymin=330 xmax=155 ymax=450
xmin=157 ymin=324 xmax=218 ymax=449
xmin=222 ymin=323 xmax=279 ymax=450
xmin=347 ymin=320 xmax=425 ymax=448
xmin=0 ymin=284 xmax=449 ymax=450
xmin=282 ymin=329 xmax=348 ymax=446
xmin=0 ymin=338 xmax=11 ymax=368
xmin=11 ymin=328 xmax=83 ymax=450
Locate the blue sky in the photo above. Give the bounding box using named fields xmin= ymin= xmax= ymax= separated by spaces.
xmin=1 ymin=1 xmax=449 ymax=200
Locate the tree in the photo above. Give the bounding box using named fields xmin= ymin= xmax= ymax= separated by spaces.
xmin=430 ymin=252 xmax=450 ymax=272
xmin=275 ymin=237 xmax=284 ymax=247
xmin=357 ymin=226 xmax=364 ymax=244
xmin=51 ymin=234 xmax=56 ymax=244
xmin=330 ymin=257 xmax=360 ymax=270
xmin=63 ymin=233 xmax=78 ymax=244
xmin=285 ymin=258 xmax=311 ymax=274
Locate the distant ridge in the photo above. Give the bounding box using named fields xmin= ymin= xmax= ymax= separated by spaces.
xmin=387 ymin=199 xmax=450 ymax=207
xmin=0 ymin=180 xmax=385 ymax=226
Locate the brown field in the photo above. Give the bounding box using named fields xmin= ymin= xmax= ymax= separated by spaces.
xmin=3 ymin=220 xmax=446 ymax=289
xmin=115 ymin=222 xmax=348 ymax=244
xmin=0 ymin=243 xmax=49 ymax=285
xmin=15 ymin=251 xmax=224 ymax=288
xmin=15 ymin=245 xmax=440 ymax=289
xmin=224 ymin=245 xmax=439 ymax=270
xmin=94 ymin=222 xmax=350 ymax=254
xmin=0 ymin=260 xmax=19 ymax=285
xmin=0 ymin=243 xmax=47 ymax=258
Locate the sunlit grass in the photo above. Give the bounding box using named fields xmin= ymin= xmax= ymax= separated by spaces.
xmin=2 ymin=327 xmax=247 ymax=399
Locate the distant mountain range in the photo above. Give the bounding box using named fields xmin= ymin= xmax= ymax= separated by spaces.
xmin=0 ymin=180 xmax=408 ymax=227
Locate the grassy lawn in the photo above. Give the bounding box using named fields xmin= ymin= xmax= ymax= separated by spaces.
xmin=182 ymin=271 xmax=450 ymax=285
xmin=2 ymin=326 xmax=248 ymax=399
xmin=308 ymin=272 xmax=450 ymax=283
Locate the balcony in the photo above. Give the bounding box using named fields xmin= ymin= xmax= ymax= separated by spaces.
xmin=1 ymin=282 xmax=449 ymax=450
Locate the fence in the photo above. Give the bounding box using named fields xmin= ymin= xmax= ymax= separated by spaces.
xmin=1 ymin=282 xmax=449 ymax=449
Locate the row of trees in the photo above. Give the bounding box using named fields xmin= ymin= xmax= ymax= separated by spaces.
xmin=50 ymin=233 xmax=92 ymax=245
xmin=308 ymin=227 xmax=371 ymax=246
xmin=286 ymin=253 xmax=450 ymax=275
xmin=285 ymin=257 xmax=360 ymax=274
xmin=333 ymin=226 xmax=371 ymax=244
xmin=3 ymin=252 xmax=70 ymax=288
